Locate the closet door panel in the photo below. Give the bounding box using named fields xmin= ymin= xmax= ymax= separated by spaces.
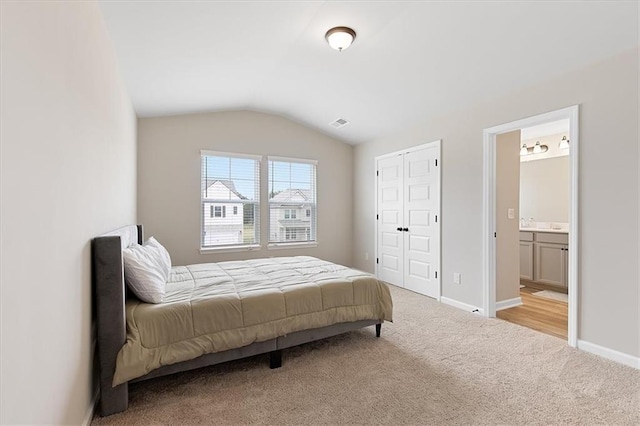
xmin=403 ymin=147 xmax=440 ymax=298
xmin=376 ymin=155 xmax=404 ymax=287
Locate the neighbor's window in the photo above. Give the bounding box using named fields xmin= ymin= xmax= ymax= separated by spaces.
xmin=268 ymin=157 xmax=317 ymax=245
xmin=201 ymin=151 xmax=260 ymax=249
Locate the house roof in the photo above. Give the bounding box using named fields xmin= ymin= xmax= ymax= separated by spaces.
xmin=270 ymin=189 xmax=313 ymax=203
xmin=205 ymin=179 xmax=247 ymax=200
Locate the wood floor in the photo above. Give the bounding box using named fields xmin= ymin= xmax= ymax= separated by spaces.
xmin=497 ymin=287 xmax=568 ymax=339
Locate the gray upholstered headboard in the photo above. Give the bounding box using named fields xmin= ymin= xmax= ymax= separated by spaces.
xmin=92 ymin=225 xmax=143 ymax=415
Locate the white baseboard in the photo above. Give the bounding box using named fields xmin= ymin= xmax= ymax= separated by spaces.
xmin=577 ymin=340 xmax=640 ymax=370
xmin=441 ymin=296 xmax=484 ymax=315
xmin=496 ymin=297 xmax=522 ymax=311
xmin=82 ymin=386 xmax=100 ymax=426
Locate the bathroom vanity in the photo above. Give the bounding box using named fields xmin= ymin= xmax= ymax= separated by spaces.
xmin=519 ymin=229 xmax=568 ymax=292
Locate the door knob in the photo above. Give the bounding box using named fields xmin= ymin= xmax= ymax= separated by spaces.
xmin=403 ymin=228 xmax=409 ymax=232
xmin=397 ymin=227 xmax=403 ymax=231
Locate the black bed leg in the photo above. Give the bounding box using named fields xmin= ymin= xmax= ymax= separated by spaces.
xmin=375 ymin=323 xmax=382 ymax=338
xmin=99 ymin=383 xmax=128 ymax=416
xmin=269 ymin=350 xmax=282 ymax=369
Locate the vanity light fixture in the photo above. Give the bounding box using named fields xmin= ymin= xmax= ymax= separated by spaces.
xmin=558 ymin=136 xmax=570 ymax=149
xmin=532 ymin=141 xmax=543 ymax=154
xmin=325 ymin=26 xmax=356 ymax=51
xmin=520 ymin=141 xmax=549 ymax=156
xmin=520 ymin=143 xmax=528 ymax=156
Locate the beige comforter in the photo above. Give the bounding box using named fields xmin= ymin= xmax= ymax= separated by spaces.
xmin=114 ymin=256 xmax=393 ymax=385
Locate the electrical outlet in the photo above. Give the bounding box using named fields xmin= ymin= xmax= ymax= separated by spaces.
xmin=453 ymin=272 xmax=461 ymax=284
xmin=364 ymin=252 xmax=369 ymax=261
xmin=508 ymin=208 xmax=515 ymax=219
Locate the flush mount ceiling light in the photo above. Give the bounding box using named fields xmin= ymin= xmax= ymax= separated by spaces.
xmin=325 ymin=26 xmax=356 ymax=52
xmin=558 ymin=136 xmax=570 ymax=149
xmin=520 ymin=141 xmax=549 ymax=156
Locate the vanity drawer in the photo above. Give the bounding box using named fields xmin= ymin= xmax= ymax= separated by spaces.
xmin=519 ymin=231 xmax=534 ymax=242
xmin=535 ymin=232 xmax=568 ymax=244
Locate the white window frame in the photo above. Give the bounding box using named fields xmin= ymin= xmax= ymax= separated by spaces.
xmin=267 ymin=156 xmax=318 ymax=249
xmin=200 ymin=150 xmax=262 ymax=253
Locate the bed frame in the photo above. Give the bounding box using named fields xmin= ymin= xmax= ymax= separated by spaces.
xmin=92 ymin=225 xmax=382 ymax=416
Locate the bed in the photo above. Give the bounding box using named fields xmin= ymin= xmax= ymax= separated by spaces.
xmin=92 ymin=225 xmax=393 ymax=416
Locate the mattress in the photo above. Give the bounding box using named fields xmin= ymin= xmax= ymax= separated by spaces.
xmin=113 ymin=256 xmax=393 ymax=385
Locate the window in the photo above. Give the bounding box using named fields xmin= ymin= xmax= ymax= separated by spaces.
xmin=268 ymin=157 xmax=317 ymax=245
xmin=285 ymin=227 xmax=308 ymax=241
xmin=285 ymin=228 xmax=295 ymax=241
xmin=201 ymin=151 xmax=260 ymax=249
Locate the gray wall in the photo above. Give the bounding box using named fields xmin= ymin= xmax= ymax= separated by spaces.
xmin=496 ymin=131 xmax=521 ymax=303
xmin=353 ymin=48 xmax=639 ymax=357
xmin=0 ymin=2 xmax=137 ymax=424
xmin=137 ymin=111 xmax=353 ymax=267
xmin=520 ymin=156 xmax=570 ymax=223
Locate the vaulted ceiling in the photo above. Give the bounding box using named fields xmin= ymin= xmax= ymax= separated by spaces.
xmin=99 ymin=1 xmax=638 ymax=144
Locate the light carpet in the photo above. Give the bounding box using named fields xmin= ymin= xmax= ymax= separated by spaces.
xmin=93 ymin=285 xmax=639 ymax=425
xmin=532 ymin=290 xmax=569 ymax=303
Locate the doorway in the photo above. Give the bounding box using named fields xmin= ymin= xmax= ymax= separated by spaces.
xmin=375 ymin=141 xmax=441 ymax=300
xmin=482 ymin=106 xmax=579 ymax=346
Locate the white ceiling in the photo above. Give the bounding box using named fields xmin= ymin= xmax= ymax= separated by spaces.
xmin=98 ymin=1 xmax=638 ymax=145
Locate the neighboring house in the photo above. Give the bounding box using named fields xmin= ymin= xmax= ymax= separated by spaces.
xmin=203 ymin=180 xmax=245 ymax=246
xmin=269 ymin=189 xmax=314 ymax=242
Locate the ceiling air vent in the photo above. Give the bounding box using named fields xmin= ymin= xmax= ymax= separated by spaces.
xmin=329 ymin=118 xmax=350 ymax=129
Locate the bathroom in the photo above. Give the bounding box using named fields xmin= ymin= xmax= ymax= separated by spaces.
xmin=496 ymin=119 xmax=570 ymax=339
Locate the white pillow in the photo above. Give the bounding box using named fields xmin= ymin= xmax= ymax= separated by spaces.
xmin=123 ymin=240 xmax=169 ymax=304
xmin=145 ymin=237 xmax=172 ymax=280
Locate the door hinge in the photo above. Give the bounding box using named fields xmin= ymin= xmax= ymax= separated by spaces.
xmin=376 ymin=214 xmax=379 ymax=220
xmin=435 ymin=159 xmax=438 ymax=167
xmin=435 ymin=215 xmax=438 ymax=223
xmin=376 ymin=258 xmax=379 ymax=264
xmin=435 ymin=271 xmax=438 ymax=279
xmin=494 ymin=232 xmax=497 ymax=238
xmin=376 ymin=170 xmax=379 ymax=176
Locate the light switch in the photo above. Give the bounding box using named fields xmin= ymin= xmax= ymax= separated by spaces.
xmin=453 ymin=272 xmax=461 ymax=284
xmin=508 ymin=208 xmax=515 ymax=219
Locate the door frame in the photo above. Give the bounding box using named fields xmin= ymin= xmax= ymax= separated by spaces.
xmin=374 ymin=140 xmax=442 ymax=300
xmin=482 ymin=105 xmax=579 ymax=347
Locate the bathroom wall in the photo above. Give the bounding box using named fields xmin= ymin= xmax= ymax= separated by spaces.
xmin=496 ymin=131 xmax=522 ymax=303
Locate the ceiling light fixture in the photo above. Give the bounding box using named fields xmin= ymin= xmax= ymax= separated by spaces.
xmin=558 ymin=136 xmax=570 ymax=149
xmin=325 ymin=26 xmax=356 ymax=52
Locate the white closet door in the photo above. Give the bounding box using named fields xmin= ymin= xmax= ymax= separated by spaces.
xmin=376 ymin=154 xmax=404 ymax=287
xmin=403 ymin=146 xmax=440 ymax=298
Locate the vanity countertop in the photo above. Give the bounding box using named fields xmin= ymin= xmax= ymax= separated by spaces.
xmin=519 ymin=227 xmax=568 ymax=234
